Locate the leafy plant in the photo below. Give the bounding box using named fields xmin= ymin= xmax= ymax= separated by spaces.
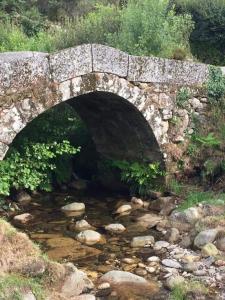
xmin=193 ymin=133 xmax=221 ymax=148
xmin=207 ymin=66 xmax=225 ymax=103
xmin=0 ymin=141 xmax=80 ymax=196
xmin=176 ymin=87 xmax=191 ymax=108
xmin=108 ymin=160 xmax=165 ymax=196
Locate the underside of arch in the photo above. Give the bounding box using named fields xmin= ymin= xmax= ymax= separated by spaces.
xmin=68 ymin=91 xmax=164 ymax=166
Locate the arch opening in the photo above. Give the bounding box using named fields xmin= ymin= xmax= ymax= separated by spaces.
xmin=4 ymin=91 xmax=164 ymax=195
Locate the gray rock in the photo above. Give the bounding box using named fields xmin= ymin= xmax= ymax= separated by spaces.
xmin=61 ymin=263 xmax=94 ymax=297
xmin=76 ymin=230 xmax=102 ymax=245
xmin=154 ymin=240 xmax=169 ymax=250
xmin=162 ymin=259 xmax=182 ymax=269
xmin=194 ymin=229 xmax=218 ymax=249
xmin=61 ymin=202 xmax=85 ymax=212
xmin=131 ymin=236 xmax=155 ymax=248
xmin=105 ymin=223 xmax=126 ymax=233
xmin=100 ymin=270 xmax=148 ymax=285
xmin=75 ymin=220 xmax=92 ymax=231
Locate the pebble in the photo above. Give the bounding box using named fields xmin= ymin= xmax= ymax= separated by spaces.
xmin=161 ymin=259 xmax=182 ymax=269
xmin=98 ymin=282 xmax=111 ymax=290
xmin=116 ymin=204 xmax=132 ymax=214
xmin=131 ymin=197 xmax=144 ymax=206
xmin=61 ymin=202 xmax=85 ymax=212
xmin=105 ymin=223 xmax=126 ymax=233
xmin=146 ymin=267 xmax=156 ymax=273
xmin=154 ymin=241 xmax=169 ymax=250
xmin=122 ymin=258 xmax=136 ymax=265
xmin=147 ymin=256 xmax=160 ymax=263
xmin=135 ymin=268 xmax=147 ymax=276
xmin=131 ymin=236 xmax=155 ymax=248
xmin=76 ymin=230 xmax=102 ymax=245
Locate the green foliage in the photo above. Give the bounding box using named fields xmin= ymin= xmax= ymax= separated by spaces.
xmin=168 ymin=179 xmax=184 ymax=195
xmin=207 ymin=66 xmax=225 ymax=103
xmin=0 ymin=0 xmax=194 ymax=59
xmin=193 ymin=133 xmax=221 ymax=148
xmin=0 ymin=274 xmax=45 ymax=300
xmin=0 ymin=104 xmax=84 ymax=196
xmin=178 ymin=190 xmax=225 ymax=210
xmin=108 ymin=0 xmax=194 ymax=58
xmin=0 ymin=141 xmax=79 ymax=196
xmin=175 ymin=0 xmax=225 ymax=65
xmin=176 ymin=87 xmax=191 ymax=108
xmin=109 ymin=160 xmax=165 ymax=196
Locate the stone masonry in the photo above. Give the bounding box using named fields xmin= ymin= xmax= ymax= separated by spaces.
xmin=0 ymin=44 xmax=211 ymax=172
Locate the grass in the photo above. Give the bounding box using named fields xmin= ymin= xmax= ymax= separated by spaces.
xmin=177 ymin=191 xmax=225 ymax=211
xmin=168 ymin=179 xmax=184 ymax=195
xmin=0 ymin=274 xmax=45 ymax=300
xmin=170 ymin=280 xmax=208 ymax=300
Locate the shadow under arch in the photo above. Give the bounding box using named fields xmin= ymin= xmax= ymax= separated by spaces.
xmin=67 ymin=91 xmax=164 ymax=167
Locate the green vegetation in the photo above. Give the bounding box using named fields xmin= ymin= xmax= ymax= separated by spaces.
xmin=175 ymin=0 xmax=225 ymax=65
xmin=176 ymin=87 xmax=191 ymax=108
xmin=170 ymin=280 xmax=208 ymax=300
xmin=107 ymin=160 xmax=165 ymax=196
xmin=0 ymin=0 xmax=193 ymax=59
xmin=207 ymin=66 xmax=225 ymax=104
xmin=0 ymin=274 xmax=44 ymax=300
xmin=178 ymin=190 xmax=225 ymax=211
xmin=0 ymin=104 xmax=82 ymax=196
xmin=1 ymin=0 xmax=225 ymax=64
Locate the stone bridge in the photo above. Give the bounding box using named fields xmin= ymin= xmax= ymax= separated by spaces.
xmin=0 ymin=44 xmax=210 ymax=172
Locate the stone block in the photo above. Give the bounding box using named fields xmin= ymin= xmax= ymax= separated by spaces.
xmin=92 ymin=44 xmax=128 ymax=77
xmin=0 ymin=52 xmax=49 ymax=94
xmin=49 ymin=44 xmax=92 ymax=83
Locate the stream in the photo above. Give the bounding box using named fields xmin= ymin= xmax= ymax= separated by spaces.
xmin=10 ymin=187 xmax=224 ymax=299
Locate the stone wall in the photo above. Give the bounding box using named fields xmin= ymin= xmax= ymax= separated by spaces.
xmin=0 ymin=44 xmax=210 ymax=171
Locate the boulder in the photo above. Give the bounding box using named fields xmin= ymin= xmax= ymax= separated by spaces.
xmin=13 ymin=213 xmax=33 ymax=226
xmin=105 ymin=223 xmax=126 ymax=234
xmin=76 ymin=230 xmax=102 ymax=245
xmin=131 ymin=236 xmax=155 ymax=248
xmin=61 ymin=263 xmax=94 ymax=297
xmin=61 ymin=202 xmax=85 ymax=212
xmin=201 ymin=243 xmax=219 ymax=257
xmin=194 ymin=229 xmax=218 ymax=249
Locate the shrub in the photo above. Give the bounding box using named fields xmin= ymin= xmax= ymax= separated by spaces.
xmin=207 ymin=66 xmax=225 ymax=103
xmin=108 ymin=160 xmax=165 ymax=196
xmin=108 ymin=0 xmax=194 ymax=58
xmin=176 ymin=87 xmax=191 ymax=108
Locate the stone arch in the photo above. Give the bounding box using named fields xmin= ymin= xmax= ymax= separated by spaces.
xmin=1 ymin=73 xmax=164 ymax=167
